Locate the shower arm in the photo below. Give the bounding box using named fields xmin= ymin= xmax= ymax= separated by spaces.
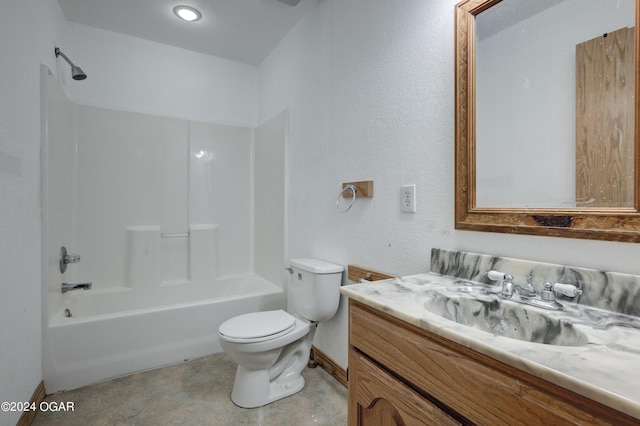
xmin=54 ymin=47 xmax=87 ymax=80
xmin=55 ymin=47 xmax=76 ymax=68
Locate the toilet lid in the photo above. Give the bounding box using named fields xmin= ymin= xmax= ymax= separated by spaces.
xmin=219 ymin=309 xmax=296 ymax=340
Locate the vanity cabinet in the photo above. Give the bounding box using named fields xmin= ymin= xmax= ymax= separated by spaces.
xmin=348 ymin=300 xmax=637 ymax=425
xmin=350 ymin=348 xmax=460 ymax=425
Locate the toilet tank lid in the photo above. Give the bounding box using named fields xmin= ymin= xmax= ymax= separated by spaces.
xmin=289 ymin=258 xmax=344 ymax=274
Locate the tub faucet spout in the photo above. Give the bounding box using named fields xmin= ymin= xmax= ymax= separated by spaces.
xmin=62 ymin=282 xmax=92 ymax=293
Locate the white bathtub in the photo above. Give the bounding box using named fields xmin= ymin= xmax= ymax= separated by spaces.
xmin=43 ymin=274 xmax=284 ymax=393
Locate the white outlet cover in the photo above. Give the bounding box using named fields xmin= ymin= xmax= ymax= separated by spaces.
xmin=401 ymin=184 xmax=416 ymax=213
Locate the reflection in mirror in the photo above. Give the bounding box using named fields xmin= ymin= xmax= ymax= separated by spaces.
xmin=475 ymin=0 xmax=635 ymax=208
xmin=455 ymin=0 xmax=640 ymax=242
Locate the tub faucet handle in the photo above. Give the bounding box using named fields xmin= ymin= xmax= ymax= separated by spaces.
xmin=65 ymin=253 xmax=81 ymax=264
xmin=60 ymin=246 xmax=81 ymax=274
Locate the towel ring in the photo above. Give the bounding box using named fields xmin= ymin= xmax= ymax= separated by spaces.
xmin=336 ymin=184 xmax=357 ymax=213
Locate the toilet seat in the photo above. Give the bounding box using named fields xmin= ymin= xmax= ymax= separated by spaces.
xmin=219 ymin=310 xmax=296 ymax=343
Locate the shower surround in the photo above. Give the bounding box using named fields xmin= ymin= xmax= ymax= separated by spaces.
xmin=41 ymin=69 xmax=286 ymax=392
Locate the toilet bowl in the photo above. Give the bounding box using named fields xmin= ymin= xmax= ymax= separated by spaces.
xmin=218 ymin=258 xmax=343 ymax=408
xmin=218 ymin=310 xmax=314 ymax=408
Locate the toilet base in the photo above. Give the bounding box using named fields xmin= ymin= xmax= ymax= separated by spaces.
xmin=227 ymin=325 xmax=316 ymax=408
xmin=231 ymin=366 xmax=305 ymax=408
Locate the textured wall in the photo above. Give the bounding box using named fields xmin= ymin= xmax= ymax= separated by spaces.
xmin=259 ymin=0 xmax=640 ymax=368
xmin=0 ymin=1 xmax=66 ymax=425
xmin=64 ymin=23 xmax=258 ymax=127
xmin=259 ymin=0 xmax=457 ymax=367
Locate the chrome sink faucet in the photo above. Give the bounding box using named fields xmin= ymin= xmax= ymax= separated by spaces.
xmin=497 ymin=274 xmax=514 ymax=298
xmin=496 ymin=274 xmax=536 ymax=299
xmin=486 ymin=270 xmax=582 ymax=310
xmin=486 ymin=271 xmax=524 ymax=296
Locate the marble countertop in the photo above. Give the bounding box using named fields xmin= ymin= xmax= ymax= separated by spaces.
xmin=341 ymin=273 xmax=640 ymax=420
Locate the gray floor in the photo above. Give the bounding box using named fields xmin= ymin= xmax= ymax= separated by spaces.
xmin=34 ymin=353 xmax=348 ymax=426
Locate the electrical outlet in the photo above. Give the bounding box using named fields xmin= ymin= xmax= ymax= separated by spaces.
xmin=401 ymin=184 xmax=416 ymax=213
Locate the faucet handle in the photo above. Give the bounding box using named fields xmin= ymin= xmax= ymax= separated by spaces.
xmin=553 ymin=283 xmax=583 ymax=298
xmin=541 ymin=282 xmax=555 ymax=301
xmin=487 ymin=270 xmax=504 ymax=281
xmin=64 ymin=253 xmax=81 ymax=264
xmin=60 ymin=246 xmax=81 ymax=274
xmin=485 ymin=269 xmax=513 ymax=285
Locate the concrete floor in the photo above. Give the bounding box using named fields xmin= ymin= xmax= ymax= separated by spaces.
xmin=34 ymin=353 xmax=348 ymax=426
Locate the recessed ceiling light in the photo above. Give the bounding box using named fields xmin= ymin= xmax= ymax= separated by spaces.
xmin=173 ymin=5 xmax=202 ymax=22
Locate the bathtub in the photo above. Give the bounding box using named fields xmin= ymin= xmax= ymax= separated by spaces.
xmin=43 ymin=274 xmax=284 ymax=393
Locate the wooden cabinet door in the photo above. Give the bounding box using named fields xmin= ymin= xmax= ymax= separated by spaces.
xmin=348 ymin=349 xmax=460 ymax=426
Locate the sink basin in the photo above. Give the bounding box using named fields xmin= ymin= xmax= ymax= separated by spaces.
xmin=421 ymin=291 xmax=589 ymax=346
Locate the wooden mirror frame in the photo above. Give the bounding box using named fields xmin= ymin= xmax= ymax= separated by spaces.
xmin=455 ymin=0 xmax=640 ymax=242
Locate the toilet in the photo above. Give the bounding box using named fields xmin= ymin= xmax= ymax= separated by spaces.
xmin=218 ymin=258 xmax=344 ymax=408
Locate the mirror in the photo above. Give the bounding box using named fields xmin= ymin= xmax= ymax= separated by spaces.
xmin=455 ymin=0 xmax=640 ymax=242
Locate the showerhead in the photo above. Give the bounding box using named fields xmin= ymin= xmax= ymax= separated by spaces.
xmin=71 ymin=65 xmax=87 ymax=81
xmin=55 ymin=47 xmax=87 ymax=81
xmin=276 ymin=0 xmax=301 ymax=5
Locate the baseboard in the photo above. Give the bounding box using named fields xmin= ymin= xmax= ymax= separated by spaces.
xmin=310 ymin=346 xmax=347 ymax=388
xmin=16 ymin=380 xmax=45 ymax=426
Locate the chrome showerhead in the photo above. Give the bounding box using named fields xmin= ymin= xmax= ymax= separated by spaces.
xmin=70 ymin=65 xmax=87 ymax=81
xmin=55 ymin=47 xmax=87 ymax=81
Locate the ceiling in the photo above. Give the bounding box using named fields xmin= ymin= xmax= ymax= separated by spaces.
xmin=56 ymin=0 xmax=317 ymax=65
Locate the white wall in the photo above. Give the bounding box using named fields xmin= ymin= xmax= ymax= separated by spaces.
xmin=259 ymin=0 xmax=456 ymax=367
xmin=254 ymin=111 xmax=287 ymax=287
xmin=74 ymin=106 xmax=162 ymax=289
xmin=58 ymin=25 xmax=261 ymax=290
xmin=48 ymin=105 xmax=254 ymax=295
xmin=259 ymin=0 xmax=640 ymax=368
xmin=42 ymin=69 xmax=75 ymax=335
xmin=64 ymin=23 xmax=258 ymax=127
xmin=0 ymin=1 xmax=67 ymax=425
xmin=189 ymin=121 xmax=254 ymax=276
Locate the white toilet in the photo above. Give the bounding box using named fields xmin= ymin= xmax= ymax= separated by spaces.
xmin=218 ymin=258 xmax=344 ymax=408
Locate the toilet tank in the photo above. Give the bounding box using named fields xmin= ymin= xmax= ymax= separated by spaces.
xmin=288 ymin=258 xmax=344 ymax=322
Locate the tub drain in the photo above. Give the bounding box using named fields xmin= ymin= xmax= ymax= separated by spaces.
xmin=64 ymin=308 xmax=73 ymax=318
